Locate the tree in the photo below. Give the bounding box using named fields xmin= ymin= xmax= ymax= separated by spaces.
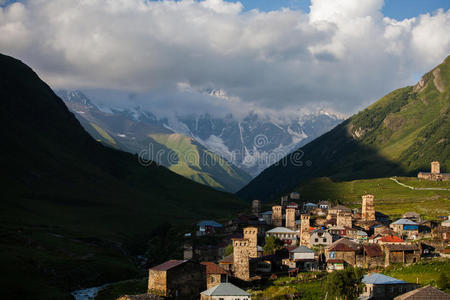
xmin=224 ymin=244 xmax=233 ymax=256
xmin=325 ymin=266 xmax=365 ymax=300
xmin=437 ymin=272 xmax=449 ymax=290
xmin=263 ymin=236 xmax=284 ymax=255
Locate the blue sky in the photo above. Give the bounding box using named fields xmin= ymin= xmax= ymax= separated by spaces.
xmin=236 ymin=0 xmax=449 ymax=19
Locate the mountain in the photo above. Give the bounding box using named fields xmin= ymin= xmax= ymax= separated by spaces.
xmin=58 ymin=90 xmax=252 ymax=192
xmin=60 ymin=90 xmax=343 ymax=178
xmin=238 ymin=55 xmax=450 ymax=201
xmin=0 ymin=54 xmax=245 ymax=299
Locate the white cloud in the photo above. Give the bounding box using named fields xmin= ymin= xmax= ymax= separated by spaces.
xmin=0 ymin=0 xmax=449 ymax=117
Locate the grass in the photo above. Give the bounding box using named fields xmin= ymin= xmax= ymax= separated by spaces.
xmin=383 ymin=259 xmax=450 ymax=292
xmin=250 ymin=272 xmax=327 ymax=300
xmin=295 ymin=177 xmax=450 ymax=219
xmin=96 ymin=278 xmax=148 ymax=300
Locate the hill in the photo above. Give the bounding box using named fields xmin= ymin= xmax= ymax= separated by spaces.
xmin=238 ymin=55 xmax=450 ymax=201
xmin=59 ymin=90 xmax=251 ymax=192
xmin=293 ymin=177 xmax=450 ymax=219
xmin=0 ymin=54 xmax=246 ymax=299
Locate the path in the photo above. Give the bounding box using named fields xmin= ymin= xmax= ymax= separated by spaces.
xmin=389 ymin=177 xmax=450 ymax=191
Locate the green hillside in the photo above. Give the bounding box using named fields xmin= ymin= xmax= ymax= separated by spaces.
xmin=293 ymin=177 xmax=450 ymax=219
xmin=238 ymin=55 xmax=450 ymax=201
xmin=149 ymin=133 xmax=251 ymax=191
xmin=0 ymin=54 xmax=246 ymax=299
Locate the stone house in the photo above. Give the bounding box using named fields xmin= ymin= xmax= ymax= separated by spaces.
xmin=219 ymin=254 xmax=234 ymax=273
xmin=442 ymin=217 xmax=450 ymax=227
xmin=361 ymin=273 xmax=418 ymax=300
xmin=289 ymin=245 xmax=316 ymax=270
xmin=433 ymin=226 xmax=450 ymax=241
xmin=200 ymin=282 xmax=251 ymax=300
xmin=390 ymin=219 xmax=419 ymax=239
xmin=325 ymin=238 xmax=363 ymax=270
xmin=384 ymin=244 xmax=420 ymax=266
xmin=201 ymin=262 xmax=228 ymax=290
xmin=318 ymin=201 xmax=329 ymax=210
xmin=266 ymin=227 xmax=298 ymax=246
xmin=148 ymin=260 xmax=206 ymax=299
xmin=310 ymin=229 xmax=333 ymax=247
xmin=327 ymin=205 xmax=351 ymax=220
xmin=363 ymin=244 xmax=385 ymax=269
xmin=417 ymin=161 xmax=450 ymax=181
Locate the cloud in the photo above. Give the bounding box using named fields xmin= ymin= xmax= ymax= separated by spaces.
xmin=0 ymin=0 xmax=449 ymax=117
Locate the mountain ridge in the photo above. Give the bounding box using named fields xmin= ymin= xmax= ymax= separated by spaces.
xmin=238 ymin=55 xmax=450 ymax=201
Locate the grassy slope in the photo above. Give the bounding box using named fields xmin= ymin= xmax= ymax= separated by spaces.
xmin=149 ymin=133 xmax=252 ymax=192
xmin=238 ymin=56 xmax=450 ymax=201
xmin=0 ymin=54 xmax=246 ymax=299
xmin=295 ymin=177 xmax=450 ymax=219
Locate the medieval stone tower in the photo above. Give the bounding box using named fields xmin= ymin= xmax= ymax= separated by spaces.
xmin=232 ymin=238 xmax=250 ymax=281
xmin=431 ymin=161 xmax=440 ymax=174
xmin=272 ymin=205 xmax=282 ymax=227
xmin=252 ymin=200 xmax=261 ymax=216
xmin=286 ymin=207 xmax=296 ymax=230
xmin=337 ymin=211 xmax=352 ymax=228
xmin=243 ymin=226 xmax=258 ymax=258
xmin=362 ymin=194 xmax=375 ymax=221
xmin=300 ymin=214 xmax=310 ymax=246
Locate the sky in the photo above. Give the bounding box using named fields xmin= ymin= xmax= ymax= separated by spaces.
xmin=0 ymin=0 xmax=449 ymax=120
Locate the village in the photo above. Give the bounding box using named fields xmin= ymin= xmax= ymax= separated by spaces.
xmin=118 ymin=162 xmax=450 ymax=300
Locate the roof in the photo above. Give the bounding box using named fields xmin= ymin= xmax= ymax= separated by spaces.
xmin=200 ymin=262 xmax=228 ymax=275
xmin=197 ymin=220 xmax=223 ymax=227
xmin=385 ymin=244 xmax=419 ymax=251
xmin=394 ymin=285 xmax=450 ymax=300
xmin=305 ymin=202 xmax=318 ymax=206
xmin=330 ymin=205 xmax=351 ymax=212
xmin=392 ymin=219 xmax=418 ymax=225
xmin=403 ymin=212 xmax=420 ymax=218
xmin=379 ymin=235 xmax=404 ymax=243
xmin=150 ymin=260 xmax=187 ymax=271
xmin=364 ymin=244 xmax=383 ymax=257
xmin=442 ymin=219 xmax=450 ymax=224
xmin=318 ymin=201 xmax=329 ymax=205
xmin=327 ymin=238 xmax=360 ymax=252
xmin=291 ymin=246 xmax=315 ymax=254
xmin=201 ymin=282 xmax=250 ymax=296
xmin=267 ymin=227 xmax=297 ymax=233
xmin=357 ymin=230 xmax=368 ymax=236
xmin=219 ymin=253 xmax=233 ymax=264
xmin=363 ymin=273 xmax=407 ymax=285
xmin=327 ymin=259 xmax=345 ymax=263
xmin=261 ymin=211 xmax=272 ymax=215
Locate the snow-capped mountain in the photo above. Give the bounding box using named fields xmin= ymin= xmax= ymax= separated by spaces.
xmin=58 ymin=90 xmax=344 ymax=178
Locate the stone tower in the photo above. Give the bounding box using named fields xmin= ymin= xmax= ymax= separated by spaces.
xmin=252 ymin=200 xmax=261 ymax=216
xmin=337 ymin=211 xmax=352 ymax=228
xmin=300 ymin=214 xmax=310 ymax=246
xmin=286 ymin=207 xmax=296 ymax=230
xmin=232 ymin=238 xmax=250 ymax=281
xmin=272 ymin=205 xmax=282 ymax=227
xmin=362 ymin=194 xmax=375 ymax=221
xmin=243 ymin=226 xmax=258 ymax=258
xmin=431 ymin=161 xmax=440 ymax=174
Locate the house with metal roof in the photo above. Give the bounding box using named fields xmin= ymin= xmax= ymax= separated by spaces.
xmin=200 ymin=282 xmax=251 ymax=300
xmin=288 ymin=245 xmax=316 ymax=270
xmin=360 ymin=273 xmax=418 ymax=300
xmin=266 ymin=227 xmax=298 ymax=246
xmin=390 ymin=219 xmax=419 ymax=239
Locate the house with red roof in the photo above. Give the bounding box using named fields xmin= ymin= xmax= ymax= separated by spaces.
xmin=201 ymin=262 xmax=229 ymax=289
xmin=378 ymin=235 xmax=405 ymax=245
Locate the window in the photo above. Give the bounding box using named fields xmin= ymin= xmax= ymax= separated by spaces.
xmin=315 ymin=238 xmax=318 ymax=242
xmin=322 ymin=238 xmax=327 ymax=243
xmin=329 ymin=252 xmax=336 ymax=258
xmin=211 ymin=276 xmax=215 ymax=283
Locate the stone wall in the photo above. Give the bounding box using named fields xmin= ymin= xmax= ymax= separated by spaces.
xmin=233 ymin=238 xmax=250 ymax=281
xmin=243 ymin=226 xmax=258 ymax=258
xmin=337 ymin=212 xmax=352 ymax=228
xmin=286 ymin=208 xmax=296 ymax=230
xmin=272 ymin=206 xmax=282 ymax=227
xmin=148 ymin=270 xmax=167 ymax=296
xmin=166 ymin=261 xmax=206 ymax=299
xmin=362 ymin=194 xmax=375 ymax=221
